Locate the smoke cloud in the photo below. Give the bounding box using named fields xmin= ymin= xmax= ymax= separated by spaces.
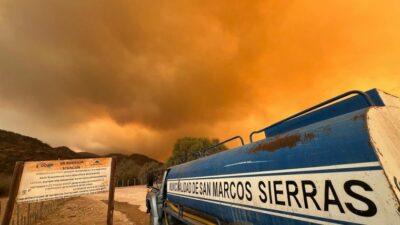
xmin=1 ymin=0 xmax=400 ymax=160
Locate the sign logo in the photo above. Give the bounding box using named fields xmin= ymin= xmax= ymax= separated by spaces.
xmin=91 ymin=159 xmax=101 ymax=166
xmin=36 ymin=162 xmax=54 ymax=169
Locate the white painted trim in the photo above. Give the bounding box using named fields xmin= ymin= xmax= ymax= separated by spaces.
xmin=168 ymin=161 xmax=380 ymax=181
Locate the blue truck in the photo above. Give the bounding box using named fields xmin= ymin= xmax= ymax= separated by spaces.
xmin=146 ymin=89 xmax=400 ymax=225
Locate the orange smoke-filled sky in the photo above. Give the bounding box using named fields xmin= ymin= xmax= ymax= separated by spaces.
xmin=0 ymin=0 xmax=400 ymax=161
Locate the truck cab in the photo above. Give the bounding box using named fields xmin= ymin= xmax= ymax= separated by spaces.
xmin=146 ymin=170 xmax=169 ymax=225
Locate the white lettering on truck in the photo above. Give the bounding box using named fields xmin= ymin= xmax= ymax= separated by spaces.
xmin=167 ymin=162 xmax=399 ymax=224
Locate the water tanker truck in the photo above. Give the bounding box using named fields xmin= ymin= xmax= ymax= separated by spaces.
xmin=146 ymin=89 xmax=400 ymax=225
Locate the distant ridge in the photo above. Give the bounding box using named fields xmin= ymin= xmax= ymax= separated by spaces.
xmin=0 ymin=129 xmax=84 ymax=174
xmin=0 ymin=129 xmax=162 ymax=176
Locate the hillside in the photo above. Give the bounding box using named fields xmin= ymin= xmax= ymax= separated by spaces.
xmin=0 ymin=129 xmax=163 ymax=195
xmin=0 ymin=129 xmax=87 ymax=174
xmin=111 ymin=153 xmax=163 ymax=183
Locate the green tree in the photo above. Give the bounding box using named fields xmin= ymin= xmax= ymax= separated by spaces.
xmin=166 ymin=137 xmax=227 ymax=167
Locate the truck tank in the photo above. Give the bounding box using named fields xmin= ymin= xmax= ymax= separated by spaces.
xmin=165 ymin=89 xmax=400 ymax=225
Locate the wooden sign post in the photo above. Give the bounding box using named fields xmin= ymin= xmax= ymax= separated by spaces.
xmin=1 ymin=162 xmax=24 ymax=225
xmin=107 ymin=157 xmax=117 ymax=225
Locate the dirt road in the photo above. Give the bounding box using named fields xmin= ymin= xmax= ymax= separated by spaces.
xmin=91 ymin=185 xmax=150 ymax=224
xmin=33 ymin=186 xmax=149 ymax=225
xmin=34 ymin=197 xmax=132 ymax=225
xmin=113 ymin=201 xmax=149 ymax=225
xmin=91 ymin=185 xmax=149 ymax=212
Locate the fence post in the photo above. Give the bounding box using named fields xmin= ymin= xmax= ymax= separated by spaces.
xmin=39 ymin=202 xmax=43 ymax=220
xmin=15 ymin=205 xmax=19 ymax=225
xmin=33 ymin=203 xmax=37 ymax=223
xmin=27 ymin=204 xmax=30 ymax=225
xmin=1 ymin=162 xmax=24 ymax=225
xmin=32 ymin=204 xmax=34 ymax=224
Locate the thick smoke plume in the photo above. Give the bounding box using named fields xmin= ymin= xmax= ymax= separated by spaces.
xmin=1 ymin=0 xmax=399 ymax=160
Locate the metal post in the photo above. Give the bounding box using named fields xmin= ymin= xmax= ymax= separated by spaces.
xmin=1 ymin=162 xmax=24 ymax=225
xmin=107 ymin=157 xmax=117 ymax=225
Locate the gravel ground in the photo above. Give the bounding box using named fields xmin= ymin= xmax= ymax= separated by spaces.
xmin=1 ymin=186 xmax=149 ymax=225
xmin=113 ymin=201 xmax=149 ymax=225
xmin=34 ymin=197 xmax=133 ymax=225
xmin=33 ymin=186 xmax=149 ymax=225
xmin=92 ymin=185 xmax=150 ymax=225
xmin=90 ymin=185 xmax=149 ymax=212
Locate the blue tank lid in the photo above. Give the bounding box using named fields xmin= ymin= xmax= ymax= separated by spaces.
xmin=264 ymin=89 xmax=384 ymax=137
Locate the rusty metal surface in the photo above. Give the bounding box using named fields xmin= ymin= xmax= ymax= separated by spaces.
xmin=249 ymin=90 xmax=375 ymax=143
xmin=248 ymin=132 xmax=317 ymax=154
xmin=248 ymin=134 xmax=301 ymax=153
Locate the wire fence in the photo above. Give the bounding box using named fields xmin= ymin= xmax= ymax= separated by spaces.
xmin=115 ymin=178 xmax=138 ymax=187
xmin=1 ymin=199 xmax=67 ymax=225
xmin=1 ymin=179 xmax=139 ymax=224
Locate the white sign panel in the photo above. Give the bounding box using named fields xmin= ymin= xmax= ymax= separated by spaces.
xmin=16 ymin=158 xmax=112 ymax=203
